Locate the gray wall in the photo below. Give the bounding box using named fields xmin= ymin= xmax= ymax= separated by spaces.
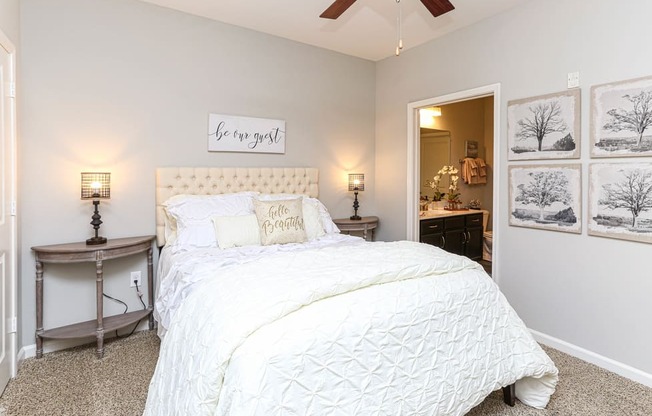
xmin=18 ymin=0 xmax=375 ymax=349
xmin=376 ymin=0 xmax=652 ymax=374
xmin=0 ymin=0 xmax=19 ymax=44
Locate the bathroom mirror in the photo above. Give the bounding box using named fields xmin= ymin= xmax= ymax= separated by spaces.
xmin=420 ymin=129 xmax=451 ymax=201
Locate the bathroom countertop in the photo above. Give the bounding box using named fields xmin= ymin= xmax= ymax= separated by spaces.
xmin=419 ymin=209 xmax=488 ymax=220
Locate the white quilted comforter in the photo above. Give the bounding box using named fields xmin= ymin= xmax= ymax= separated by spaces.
xmin=144 ymin=240 xmax=557 ymax=415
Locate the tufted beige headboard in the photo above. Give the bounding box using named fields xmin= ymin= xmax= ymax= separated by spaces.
xmin=156 ymin=167 xmax=319 ymax=246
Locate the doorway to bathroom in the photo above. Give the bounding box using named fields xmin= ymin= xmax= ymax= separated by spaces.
xmin=406 ymin=84 xmax=502 ymax=280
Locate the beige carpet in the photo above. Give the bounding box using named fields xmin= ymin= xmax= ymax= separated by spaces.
xmin=1 ymin=330 xmax=651 ymax=415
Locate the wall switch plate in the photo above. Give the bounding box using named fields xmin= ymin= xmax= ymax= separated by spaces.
xmin=130 ymin=271 xmax=142 ymax=287
xmin=567 ymin=71 xmax=580 ymax=88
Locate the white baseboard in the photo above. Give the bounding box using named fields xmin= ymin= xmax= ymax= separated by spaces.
xmin=530 ymin=329 xmax=652 ymax=388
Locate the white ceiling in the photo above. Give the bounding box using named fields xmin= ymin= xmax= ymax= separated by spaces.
xmin=137 ymin=0 xmax=529 ymax=61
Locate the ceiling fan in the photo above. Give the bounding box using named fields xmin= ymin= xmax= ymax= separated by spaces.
xmin=319 ymin=0 xmax=455 ymax=20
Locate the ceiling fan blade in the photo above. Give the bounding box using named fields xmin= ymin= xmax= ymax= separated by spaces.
xmin=320 ymin=0 xmax=357 ymax=19
xmin=420 ymin=0 xmax=455 ymax=18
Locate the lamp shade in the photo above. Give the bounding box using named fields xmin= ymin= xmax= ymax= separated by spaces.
xmin=81 ymin=172 xmax=111 ymax=199
xmin=348 ymin=173 xmax=365 ymax=191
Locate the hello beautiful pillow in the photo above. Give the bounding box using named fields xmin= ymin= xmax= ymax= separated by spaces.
xmin=253 ymin=198 xmax=307 ymax=246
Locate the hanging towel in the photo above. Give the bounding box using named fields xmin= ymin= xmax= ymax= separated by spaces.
xmin=461 ymin=158 xmax=477 ymax=184
xmin=475 ymin=158 xmax=487 ymax=178
xmin=463 ymin=157 xmax=487 ymax=185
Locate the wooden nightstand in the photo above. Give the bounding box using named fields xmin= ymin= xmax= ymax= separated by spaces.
xmin=31 ymin=235 xmax=156 ymax=359
xmin=333 ymin=216 xmax=379 ymax=241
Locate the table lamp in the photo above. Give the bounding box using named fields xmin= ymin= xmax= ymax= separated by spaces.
xmin=81 ymin=172 xmax=110 ymax=245
xmin=348 ymin=173 xmax=364 ymax=220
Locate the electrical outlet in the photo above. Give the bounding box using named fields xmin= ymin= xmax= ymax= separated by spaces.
xmin=130 ymin=271 xmax=142 ymax=287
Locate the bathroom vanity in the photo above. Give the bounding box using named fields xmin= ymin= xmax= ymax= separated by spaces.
xmin=419 ymin=210 xmax=488 ymax=260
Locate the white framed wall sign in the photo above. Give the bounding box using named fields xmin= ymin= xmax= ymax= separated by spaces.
xmin=208 ymin=114 xmax=286 ymax=154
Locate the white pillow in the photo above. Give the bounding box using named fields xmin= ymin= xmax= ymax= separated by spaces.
xmin=163 ymin=192 xmax=257 ymax=248
xmin=163 ymin=209 xmax=178 ymax=245
xmin=212 ymin=214 xmax=261 ymax=249
xmin=254 ymin=198 xmax=307 ymax=245
xmin=308 ymin=197 xmax=340 ymax=235
xmin=302 ymin=201 xmax=325 ymax=240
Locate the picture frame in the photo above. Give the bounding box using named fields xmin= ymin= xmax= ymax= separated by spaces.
xmin=465 ymin=140 xmax=479 ymax=158
xmin=208 ymin=113 xmax=286 ymax=154
xmin=509 ymin=164 xmax=582 ymax=234
xmin=588 ymin=163 xmax=652 ymax=244
xmin=590 ymin=75 xmax=652 ymax=157
xmin=507 ymin=89 xmax=581 ymax=160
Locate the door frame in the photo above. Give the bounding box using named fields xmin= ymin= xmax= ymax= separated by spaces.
xmin=0 ymin=28 xmax=17 ymax=379
xmin=406 ymin=83 xmax=502 ymax=281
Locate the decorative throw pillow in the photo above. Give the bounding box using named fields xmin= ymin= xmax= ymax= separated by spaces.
xmin=258 ymin=194 xmax=340 ymax=236
xmin=254 ymin=198 xmax=307 ymax=245
xmin=212 ymin=214 xmax=261 ymax=249
xmin=257 ymin=194 xmax=326 ymax=240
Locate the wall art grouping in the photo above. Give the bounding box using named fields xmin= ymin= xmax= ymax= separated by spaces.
xmin=507 ymin=74 xmax=652 ymax=244
xmin=507 ymin=89 xmax=581 ymax=160
xmin=590 ymin=75 xmax=652 ymax=158
xmin=508 ymin=164 xmax=582 ymax=234
xmin=588 ymin=163 xmax=652 ymax=244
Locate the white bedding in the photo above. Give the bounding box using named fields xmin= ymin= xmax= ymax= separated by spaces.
xmin=145 ymin=240 xmax=557 ymax=415
xmin=154 ymin=233 xmax=363 ymax=337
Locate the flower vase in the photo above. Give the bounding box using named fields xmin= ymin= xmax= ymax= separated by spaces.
xmin=430 ymin=200 xmax=445 ymax=210
xmin=446 ymin=201 xmax=460 ymax=210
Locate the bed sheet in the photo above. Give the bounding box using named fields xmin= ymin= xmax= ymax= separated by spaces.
xmin=145 ymin=240 xmax=558 ymax=415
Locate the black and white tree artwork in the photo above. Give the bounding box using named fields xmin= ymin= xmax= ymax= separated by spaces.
xmin=591 ymin=76 xmax=652 ymax=157
xmin=508 ymin=90 xmax=581 ymax=160
xmin=516 ymin=101 xmax=567 ymax=152
xmin=589 ymin=163 xmax=652 ymax=244
xmin=509 ymin=165 xmax=581 ymax=233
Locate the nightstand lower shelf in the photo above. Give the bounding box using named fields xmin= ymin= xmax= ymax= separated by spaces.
xmin=39 ymin=308 xmax=153 ymax=340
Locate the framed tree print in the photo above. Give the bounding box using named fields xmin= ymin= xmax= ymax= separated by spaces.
xmin=507 ymin=89 xmax=581 ymax=160
xmin=509 ymin=164 xmax=582 ymax=233
xmin=588 ymin=163 xmax=652 ymax=243
xmin=590 ymin=75 xmax=652 ymax=157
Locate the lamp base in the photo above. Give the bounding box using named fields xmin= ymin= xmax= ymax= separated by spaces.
xmin=349 ymin=215 xmax=362 ymax=221
xmin=86 ymin=236 xmax=107 ymax=245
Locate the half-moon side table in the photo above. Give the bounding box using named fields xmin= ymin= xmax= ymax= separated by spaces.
xmin=332 ymin=216 xmax=379 ymax=241
xmin=32 ymin=235 xmax=155 ymax=359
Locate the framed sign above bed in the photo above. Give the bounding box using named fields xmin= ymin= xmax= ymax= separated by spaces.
xmin=208 ymin=113 xmax=286 ymax=154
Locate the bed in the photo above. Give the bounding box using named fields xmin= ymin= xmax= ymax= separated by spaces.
xmin=144 ymin=167 xmax=558 ymax=416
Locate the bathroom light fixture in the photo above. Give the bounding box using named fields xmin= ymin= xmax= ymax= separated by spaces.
xmin=419 ymin=107 xmax=442 ymax=127
xmin=348 ymin=173 xmax=365 ymax=220
xmin=81 ymin=172 xmax=110 ymax=245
